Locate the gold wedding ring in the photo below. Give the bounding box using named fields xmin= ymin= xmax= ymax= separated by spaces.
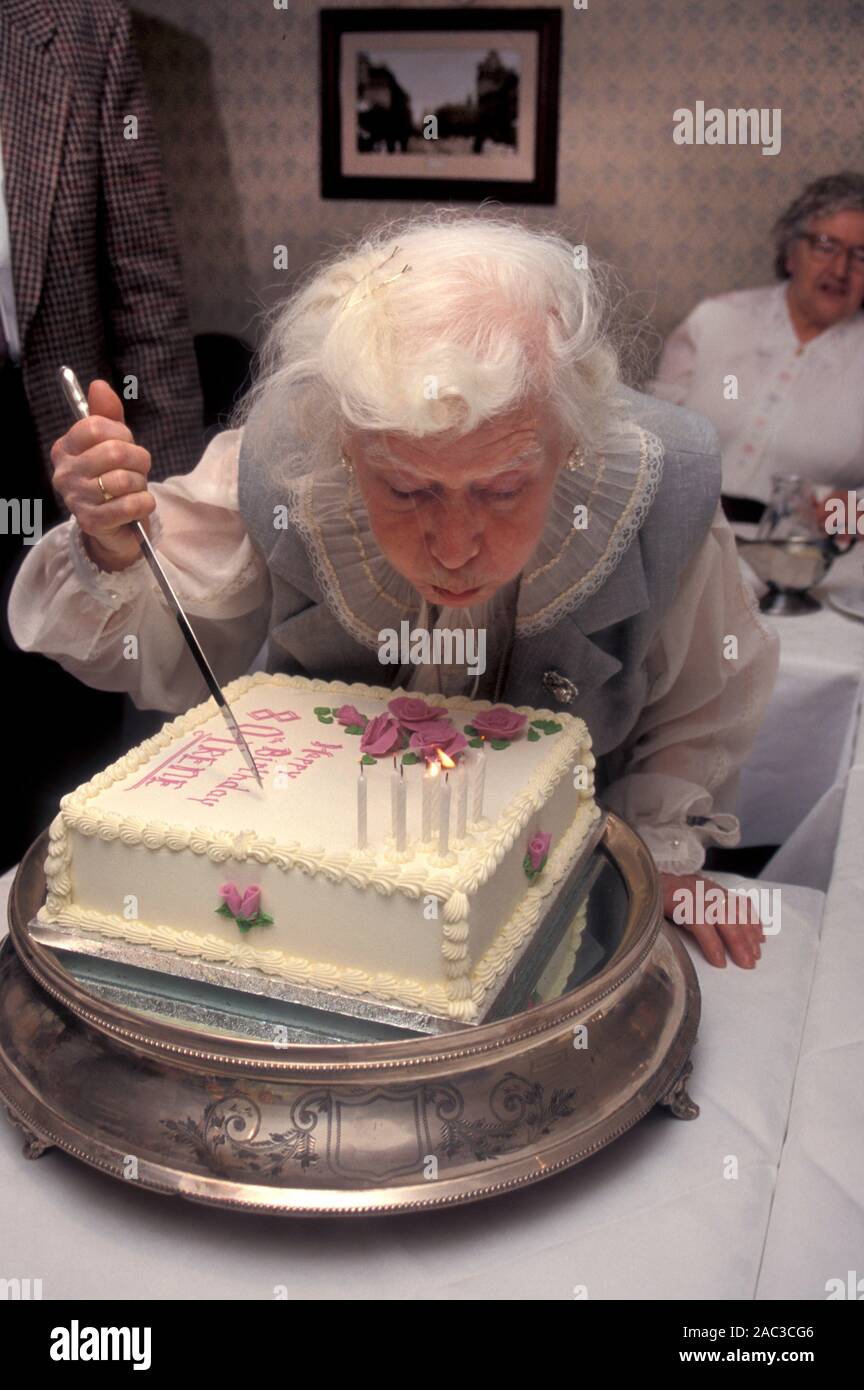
xmin=97 ymin=474 xmax=113 ymax=503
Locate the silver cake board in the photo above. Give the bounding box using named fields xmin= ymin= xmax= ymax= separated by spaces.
xmin=29 ymin=814 xmax=608 ymax=1039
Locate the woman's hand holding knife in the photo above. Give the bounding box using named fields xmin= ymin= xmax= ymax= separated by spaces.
xmin=50 ymin=377 xmax=156 ymax=572
xmin=50 ymin=369 xmax=263 ymax=787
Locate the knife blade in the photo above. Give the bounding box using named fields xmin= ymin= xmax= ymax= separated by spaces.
xmin=58 ymin=367 xmax=263 ymax=789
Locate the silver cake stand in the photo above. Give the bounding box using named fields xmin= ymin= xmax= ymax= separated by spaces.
xmin=0 ymin=814 xmax=700 ymax=1217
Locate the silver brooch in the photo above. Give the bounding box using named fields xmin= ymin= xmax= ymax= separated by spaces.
xmin=542 ymin=671 xmax=579 ymax=704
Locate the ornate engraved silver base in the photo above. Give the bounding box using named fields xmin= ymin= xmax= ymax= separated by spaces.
xmin=4 ymin=1103 xmax=55 ymax=1158
xmin=657 ymin=1058 xmax=700 ymax=1119
xmin=0 ymin=815 xmax=700 ymax=1216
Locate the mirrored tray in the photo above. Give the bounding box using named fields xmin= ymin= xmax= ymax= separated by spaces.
xmin=0 ymin=813 xmax=700 ymax=1216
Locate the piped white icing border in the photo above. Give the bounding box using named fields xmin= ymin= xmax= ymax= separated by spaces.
xmin=40 ymin=672 xmax=597 ymax=1019
xmin=41 ymin=799 xmax=600 ymax=1023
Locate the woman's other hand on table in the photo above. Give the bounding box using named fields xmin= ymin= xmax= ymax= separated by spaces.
xmin=49 ymin=379 xmax=155 ymax=572
xmin=660 ymin=871 xmax=765 ymax=969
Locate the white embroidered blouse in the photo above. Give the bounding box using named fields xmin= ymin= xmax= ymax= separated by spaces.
xmin=8 ymin=428 xmax=780 ymax=876
xmin=648 ymin=283 xmax=864 ymax=503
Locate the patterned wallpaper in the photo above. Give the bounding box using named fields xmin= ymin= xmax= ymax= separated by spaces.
xmin=131 ymin=0 xmax=864 ymax=373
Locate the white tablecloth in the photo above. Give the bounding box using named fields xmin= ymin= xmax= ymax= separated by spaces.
xmin=756 ymin=707 xmax=864 ymax=1298
xmin=1 ymin=865 xmax=840 ymax=1301
xmin=735 ymin=545 xmax=864 ymax=890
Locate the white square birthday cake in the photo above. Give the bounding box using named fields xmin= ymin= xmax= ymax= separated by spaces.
xmin=37 ymin=673 xmax=600 ymax=1023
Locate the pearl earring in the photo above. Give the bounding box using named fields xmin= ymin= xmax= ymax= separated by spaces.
xmin=566 ymin=443 xmax=586 ymax=472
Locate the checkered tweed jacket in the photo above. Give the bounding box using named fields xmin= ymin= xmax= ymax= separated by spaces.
xmin=0 ymin=0 xmax=203 ymax=484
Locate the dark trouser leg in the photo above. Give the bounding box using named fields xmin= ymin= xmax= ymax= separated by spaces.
xmin=0 ymin=363 xmax=132 ymax=872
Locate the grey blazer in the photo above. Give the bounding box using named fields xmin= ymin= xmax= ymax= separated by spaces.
xmin=237 ymin=385 xmax=721 ymax=797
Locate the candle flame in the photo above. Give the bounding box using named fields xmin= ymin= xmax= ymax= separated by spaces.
xmin=436 ymin=747 xmax=456 ymax=770
xmin=427 ymin=759 xmax=441 ymax=779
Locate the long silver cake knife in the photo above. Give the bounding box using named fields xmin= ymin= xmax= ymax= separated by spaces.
xmin=58 ymin=366 xmax=263 ymax=788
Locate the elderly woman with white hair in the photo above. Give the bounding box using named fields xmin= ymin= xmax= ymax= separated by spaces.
xmin=8 ymin=213 xmax=778 ymax=969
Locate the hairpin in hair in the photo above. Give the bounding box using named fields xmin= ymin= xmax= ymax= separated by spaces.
xmin=340 ymin=244 xmax=412 ymax=310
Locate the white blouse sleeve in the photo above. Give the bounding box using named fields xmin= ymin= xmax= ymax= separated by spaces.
xmin=646 ymin=303 xmax=704 ymax=407
xmin=599 ymin=503 xmax=780 ymax=874
xmin=7 ymin=429 xmax=272 ymax=713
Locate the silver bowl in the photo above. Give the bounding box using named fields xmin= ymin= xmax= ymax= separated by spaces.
xmin=736 ymin=534 xmax=846 ymax=614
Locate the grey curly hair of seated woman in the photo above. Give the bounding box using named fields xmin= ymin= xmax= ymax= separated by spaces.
xmin=233 ymin=210 xmax=642 ymax=478
xmin=772 ymin=170 xmax=864 ymax=279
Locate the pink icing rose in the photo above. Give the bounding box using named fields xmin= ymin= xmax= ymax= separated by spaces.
xmin=359 ymin=712 xmax=402 ymax=757
xmin=471 ymin=706 xmax=528 ymax=741
xmin=406 ymin=718 xmax=456 ymax=743
xmin=409 ymin=722 xmax=469 ymax=760
xmin=387 ymin=696 xmax=445 ymax=729
xmin=335 ymin=703 xmax=367 ymax=728
xmin=528 ymin=831 xmax=552 ymax=871
xmin=240 ymin=885 xmax=261 ymax=919
xmin=219 ymin=882 xmax=243 ymax=916
xmin=220 ymin=882 xmax=263 ymax=919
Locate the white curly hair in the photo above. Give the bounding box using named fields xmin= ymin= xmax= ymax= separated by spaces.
xmin=234 ymin=208 xmax=637 ymax=472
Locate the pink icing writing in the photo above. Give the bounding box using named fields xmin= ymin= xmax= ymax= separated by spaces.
xmin=246 ymin=707 xmax=301 ymax=726
xmin=126 ymin=732 xmax=237 ymax=790
xmin=127 ymin=706 xmax=304 ymax=794
xmin=188 ymin=739 xmax=343 ymax=806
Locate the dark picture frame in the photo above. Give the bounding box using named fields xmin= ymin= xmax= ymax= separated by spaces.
xmin=320 ymin=8 xmax=562 ymax=204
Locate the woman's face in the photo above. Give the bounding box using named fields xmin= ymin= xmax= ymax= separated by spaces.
xmin=785 ymin=209 xmax=864 ymax=330
xmin=347 ymin=407 xmax=565 ymax=608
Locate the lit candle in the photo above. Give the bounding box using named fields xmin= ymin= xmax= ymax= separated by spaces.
xmin=391 ymin=759 xmax=407 ymax=851
xmin=454 ymin=756 xmax=468 ymax=839
xmin=356 ymin=762 xmax=368 ymax=850
xmin=471 ymin=738 xmax=487 ymax=824
xmin=421 ymin=758 xmax=440 ymax=842
xmin=438 ymin=770 xmax=452 ymax=855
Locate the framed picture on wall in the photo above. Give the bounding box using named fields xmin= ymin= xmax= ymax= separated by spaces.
xmin=320 ymin=7 xmax=562 ymax=204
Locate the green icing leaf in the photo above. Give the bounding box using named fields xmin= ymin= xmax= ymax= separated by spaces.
xmin=217 ymin=901 xmax=274 ymax=932
xmin=544 ymin=721 xmax=562 ymax=734
xmin=344 ymin=724 xmax=365 ymax=735
xmin=527 ymin=728 xmax=541 ymax=741
xmin=235 ymin=911 xmax=274 ymax=932
xmin=468 ymin=737 xmax=484 ymax=748
xmin=314 ymin=710 xmax=334 ymax=724
xmin=464 ymin=724 xmax=478 ymax=737
xmin=490 ymin=738 xmax=511 ymax=750
xmin=401 ymin=752 xmax=421 ymax=766
xmin=360 ymin=753 xmax=377 ymax=765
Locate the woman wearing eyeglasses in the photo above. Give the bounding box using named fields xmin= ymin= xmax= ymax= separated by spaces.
xmin=648 ymin=172 xmax=864 ymax=518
